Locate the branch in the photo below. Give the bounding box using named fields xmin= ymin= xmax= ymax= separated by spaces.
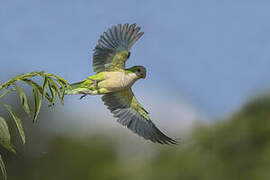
xmin=0 ymin=71 xmax=71 ymax=180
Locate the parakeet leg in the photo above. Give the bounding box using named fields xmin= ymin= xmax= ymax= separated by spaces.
xmin=80 ymin=94 xmax=87 ymax=99
xmin=79 ymin=88 xmax=109 ymax=99
xmin=79 ymin=90 xmax=95 ymax=99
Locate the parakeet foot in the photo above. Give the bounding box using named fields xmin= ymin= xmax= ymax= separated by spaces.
xmin=79 ymin=90 xmax=94 ymax=99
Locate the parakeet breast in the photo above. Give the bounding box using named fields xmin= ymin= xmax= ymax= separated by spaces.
xmin=98 ymin=71 xmax=138 ymax=92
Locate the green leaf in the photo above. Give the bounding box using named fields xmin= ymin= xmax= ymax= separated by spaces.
xmin=45 ymin=73 xmax=71 ymax=89
xmin=56 ymin=79 xmax=66 ymax=104
xmin=48 ymin=79 xmax=57 ymax=106
xmin=48 ymin=78 xmax=63 ymax=105
xmin=60 ymin=79 xmax=71 ymax=89
xmin=0 ymin=155 xmax=7 ymax=180
xmin=33 ymin=86 xmax=42 ymax=123
xmin=23 ymin=79 xmax=52 ymax=103
xmin=2 ymin=104 xmax=25 ymax=145
xmin=42 ymin=76 xmax=49 ymax=100
xmin=0 ymin=117 xmax=16 ymax=154
xmin=13 ymin=83 xmax=30 ymax=117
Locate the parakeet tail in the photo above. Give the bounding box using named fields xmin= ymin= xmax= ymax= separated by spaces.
xmin=65 ymin=81 xmax=86 ymax=95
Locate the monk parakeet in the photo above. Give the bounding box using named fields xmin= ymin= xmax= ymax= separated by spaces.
xmin=67 ymin=23 xmax=176 ymax=144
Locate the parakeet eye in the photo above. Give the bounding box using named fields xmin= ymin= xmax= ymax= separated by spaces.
xmin=137 ymin=69 xmax=141 ymax=72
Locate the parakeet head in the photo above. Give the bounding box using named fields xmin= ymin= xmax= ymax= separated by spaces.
xmin=127 ymin=66 xmax=146 ymax=79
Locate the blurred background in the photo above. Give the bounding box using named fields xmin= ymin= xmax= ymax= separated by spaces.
xmin=1 ymin=0 xmax=270 ymax=179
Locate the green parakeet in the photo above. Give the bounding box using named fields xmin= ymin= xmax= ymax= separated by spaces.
xmin=67 ymin=23 xmax=176 ymax=144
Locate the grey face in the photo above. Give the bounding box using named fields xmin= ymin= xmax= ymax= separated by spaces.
xmin=135 ymin=66 xmax=146 ymax=79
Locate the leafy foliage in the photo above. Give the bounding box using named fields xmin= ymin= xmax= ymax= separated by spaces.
xmin=0 ymin=71 xmax=70 ymax=180
xmin=0 ymin=155 xmax=7 ymax=180
xmin=0 ymin=117 xmax=15 ymax=154
xmin=4 ymin=95 xmax=270 ymax=180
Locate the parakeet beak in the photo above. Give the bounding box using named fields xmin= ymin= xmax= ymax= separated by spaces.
xmin=142 ymin=73 xmax=146 ymax=79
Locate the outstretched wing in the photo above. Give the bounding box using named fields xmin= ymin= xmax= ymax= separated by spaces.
xmin=102 ymin=89 xmax=177 ymax=144
xmin=93 ymin=23 xmax=144 ymax=73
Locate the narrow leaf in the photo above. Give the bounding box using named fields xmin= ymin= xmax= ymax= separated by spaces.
xmin=0 ymin=117 xmax=16 ymax=154
xmin=42 ymin=76 xmax=49 ymax=100
xmin=33 ymin=86 xmax=42 ymax=123
xmin=45 ymin=73 xmax=71 ymax=89
xmin=2 ymin=104 xmax=25 ymax=144
xmin=56 ymin=79 xmax=66 ymax=104
xmin=23 ymin=79 xmax=52 ymax=103
xmin=13 ymin=83 xmax=30 ymax=117
xmin=0 ymin=155 xmax=7 ymax=180
xmin=59 ymin=79 xmax=71 ymax=89
xmin=48 ymin=80 xmax=57 ymax=106
xmin=48 ymin=78 xmax=63 ymax=104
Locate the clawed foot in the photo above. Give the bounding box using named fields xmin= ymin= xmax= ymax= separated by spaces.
xmin=79 ymin=90 xmax=94 ymax=99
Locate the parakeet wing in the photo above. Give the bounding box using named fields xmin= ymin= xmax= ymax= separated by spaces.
xmin=93 ymin=23 xmax=144 ymax=73
xmin=102 ymin=89 xmax=176 ymax=144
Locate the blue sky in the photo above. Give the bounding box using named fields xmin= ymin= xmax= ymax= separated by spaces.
xmin=1 ymin=0 xmax=270 ymax=122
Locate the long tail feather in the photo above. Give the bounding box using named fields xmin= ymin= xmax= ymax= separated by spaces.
xmin=65 ymin=81 xmax=87 ymax=95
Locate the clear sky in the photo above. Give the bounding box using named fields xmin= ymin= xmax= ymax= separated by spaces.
xmin=1 ymin=0 xmax=270 ymax=125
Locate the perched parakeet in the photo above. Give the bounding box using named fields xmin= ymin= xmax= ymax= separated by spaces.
xmin=67 ymin=23 xmax=176 ymax=144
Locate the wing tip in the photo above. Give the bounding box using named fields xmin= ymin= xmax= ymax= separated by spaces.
xmin=102 ymin=91 xmax=179 ymax=145
xmin=150 ymin=123 xmax=179 ymax=145
xmin=98 ymin=23 xmax=144 ymax=47
xmin=154 ymin=134 xmax=179 ymax=145
xmin=93 ymin=23 xmax=144 ymax=72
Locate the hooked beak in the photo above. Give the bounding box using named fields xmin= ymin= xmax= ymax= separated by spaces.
xmin=142 ymin=73 xmax=146 ymax=79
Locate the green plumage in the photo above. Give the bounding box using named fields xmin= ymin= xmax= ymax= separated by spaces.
xmin=66 ymin=23 xmax=176 ymax=144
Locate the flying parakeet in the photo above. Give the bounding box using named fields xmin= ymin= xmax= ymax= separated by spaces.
xmin=67 ymin=23 xmax=176 ymax=144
